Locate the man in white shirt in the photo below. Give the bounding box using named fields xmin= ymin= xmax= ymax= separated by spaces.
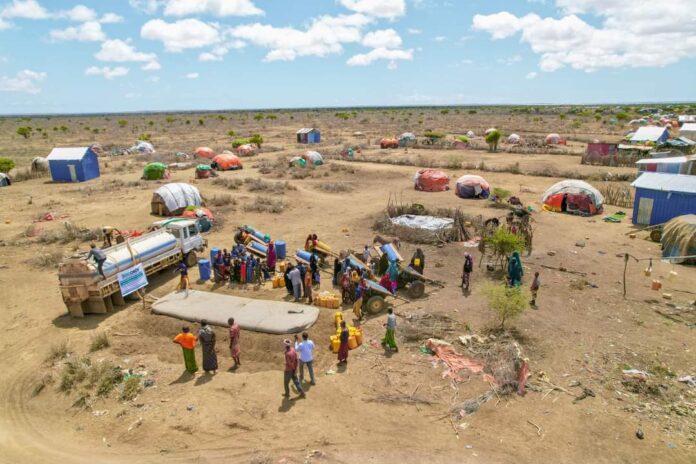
xmin=294 ymin=332 xmax=316 ymax=385
xmin=288 ymin=266 xmax=302 ymax=301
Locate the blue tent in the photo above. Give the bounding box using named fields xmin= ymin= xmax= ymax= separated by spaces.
xmin=47 ymin=146 xmax=100 ymax=183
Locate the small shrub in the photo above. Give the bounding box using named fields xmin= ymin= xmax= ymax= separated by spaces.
xmin=12 ymin=167 xmax=48 ymax=182
xmin=212 ymin=177 xmax=243 ymax=190
xmin=89 ymin=332 xmax=110 ymax=352
xmin=485 ymin=228 xmax=526 ymax=266
xmin=208 ymin=193 xmax=237 ymax=207
xmin=120 ymin=376 xmax=142 ymax=401
xmin=59 ymin=357 xmax=90 ymax=392
xmin=485 ymin=284 xmax=528 ymax=329
xmin=317 ymin=182 xmax=353 ymax=193
xmin=244 ymin=178 xmax=295 ymax=194
xmin=89 ymin=361 xmax=123 ymax=397
xmin=46 ymin=340 xmax=69 ymax=364
xmin=117 ymin=119 xmax=128 ymax=128
xmin=445 ymin=155 xmax=463 ymax=169
xmin=245 ymin=197 xmax=285 ymax=214
xmin=0 ymin=157 xmax=16 ymax=173
xmin=231 ymin=138 xmax=251 ymax=148
xmin=29 ymin=251 xmax=63 ymax=269
xmin=16 ymin=127 xmax=32 ymax=139
xmin=492 ymin=187 xmax=511 ymax=201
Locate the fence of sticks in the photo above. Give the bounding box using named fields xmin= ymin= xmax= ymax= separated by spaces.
xmin=597 ymin=182 xmax=634 ymax=208
xmin=373 ymin=194 xmax=485 ymax=245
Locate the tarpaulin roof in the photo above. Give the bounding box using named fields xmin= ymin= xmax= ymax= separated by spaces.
xmin=194 ymin=147 xmax=216 ymax=159
xmin=303 ymin=150 xmax=323 ymax=165
xmin=47 ymin=147 xmax=92 ymax=161
xmin=636 ymin=156 xmax=687 ymax=165
xmin=631 ymin=173 xmax=696 ymax=194
xmin=661 ymin=215 xmax=696 ymax=262
xmin=631 ymin=126 xmax=668 ymax=142
xmin=296 ymin=128 xmax=318 ymax=134
xmin=542 ymin=180 xmax=604 ymax=208
xmin=153 ymin=183 xmax=202 ymax=212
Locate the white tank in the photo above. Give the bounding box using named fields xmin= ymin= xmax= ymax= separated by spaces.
xmin=99 ymin=230 xmax=178 ymax=277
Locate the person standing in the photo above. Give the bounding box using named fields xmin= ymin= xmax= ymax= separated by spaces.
xmin=87 ymin=243 xmax=107 ymax=279
xmin=288 ymin=265 xmax=302 ymax=301
xmin=410 ymin=248 xmax=425 ymax=274
xmin=197 ymin=320 xmax=218 ymax=374
xmin=530 ymin=271 xmax=541 ymax=307
xmin=267 ymin=241 xmax=277 ymax=272
xmin=387 ymin=260 xmax=399 ymax=295
xmin=240 ymin=256 xmax=247 ymax=284
xmin=507 ymin=251 xmax=523 ymax=287
xmin=353 ymin=278 xmax=368 ymax=321
xmin=381 ymin=308 xmax=398 ymax=352
xmin=362 ymin=245 xmax=370 ymax=264
xmin=341 ymin=269 xmax=352 ymax=304
xmin=228 ymin=317 xmax=241 ymax=368
xmin=175 ymin=260 xmax=190 ymax=295
xmin=309 ymin=252 xmax=319 ymax=285
xmin=173 ymin=327 xmax=198 ymax=373
xmin=333 ymin=257 xmax=341 ymax=286
xmin=284 ymin=264 xmax=294 ymax=295
xmin=283 ymin=339 xmax=305 ymax=398
xmin=462 ymin=252 xmax=473 ymax=291
xmin=304 ymin=268 xmax=314 ymax=304
xmin=337 ymin=321 xmax=350 ymax=365
xmin=294 ymin=332 xmax=316 ymax=385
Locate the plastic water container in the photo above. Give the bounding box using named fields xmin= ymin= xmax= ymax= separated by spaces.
xmin=248 ymin=241 xmax=268 ymax=256
xmin=275 ymin=240 xmax=286 ymax=259
xmin=296 ymin=249 xmax=312 ymax=262
xmin=381 ymin=243 xmax=399 ymax=262
xmin=198 ymin=259 xmax=211 ymax=281
xmin=210 ymin=247 xmax=220 ymax=264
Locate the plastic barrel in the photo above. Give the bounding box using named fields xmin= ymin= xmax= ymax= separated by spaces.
xmin=381 ymin=243 xmax=399 ymax=262
xmin=248 ymin=241 xmax=268 ymax=256
xmin=210 ymin=247 xmax=220 ymax=263
xmin=296 ymin=249 xmax=312 ymax=262
xmin=198 ymin=259 xmax=211 ymax=281
xmin=275 ymin=240 xmax=286 ymax=260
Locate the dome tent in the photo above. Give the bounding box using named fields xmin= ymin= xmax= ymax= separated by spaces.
xmin=508 ymin=133 xmax=521 ymax=144
xmin=132 ymin=140 xmax=155 ymax=155
xmin=151 ymin=183 xmax=203 ymax=216
xmin=302 ymin=151 xmax=323 ymax=166
xmin=399 ymin=132 xmax=416 ymax=146
xmin=455 ymin=175 xmax=490 ymax=199
xmin=236 ymin=144 xmax=257 ymax=157
xmin=211 ymin=153 xmax=242 ymax=171
xmin=661 ymin=215 xmax=696 ymax=264
xmin=542 ymin=179 xmax=604 ymax=216
xmin=289 ymin=156 xmax=306 ymax=167
xmin=195 ymin=164 xmax=214 ymax=179
xmin=142 ymin=162 xmax=169 ymax=180
xmin=545 ymin=133 xmax=565 ymax=145
xmin=466 ymin=131 xmax=475 ymax=138
xmin=414 ymin=169 xmax=450 ymax=192
xmin=0 ymin=172 xmax=10 ymax=187
xmin=194 ymin=147 xmax=216 ymax=159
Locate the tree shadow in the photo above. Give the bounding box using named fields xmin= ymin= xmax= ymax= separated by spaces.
xmin=169 ymin=370 xmax=196 ymax=385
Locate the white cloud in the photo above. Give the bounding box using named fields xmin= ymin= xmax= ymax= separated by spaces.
xmin=407 ymin=28 xmax=421 ymax=35
xmin=142 ymin=61 xmax=161 ymax=70
xmin=0 ymin=17 xmax=13 ymax=29
xmin=96 ymin=39 xmax=157 ymax=63
xmin=198 ymin=42 xmax=245 ymax=61
xmin=340 ymin=0 xmax=405 ymax=19
xmin=129 ymin=0 xmax=161 ymax=14
xmin=164 ymin=0 xmax=263 ymax=17
xmin=141 ymin=18 xmax=220 ymax=52
xmin=362 ymin=29 xmax=402 ymax=49
xmin=57 ymin=5 xmax=96 ymax=22
xmin=434 ymin=35 xmax=446 ymax=42
xmin=49 ymin=21 xmax=105 ymax=42
xmin=0 ymin=69 xmax=46 ymax=94
xmin=100 ymin=13 xmax=124 ymax=24
xmin=526 ymin=71 xmax=538 ymax=79
xmin=473 ymin=1 xmax=696 ymax=72
xmin=185 ymin=72 xmax=199 ymax=79
xmin=347 ymin=47 xmax=413 ymax=66
xmin=230 ymin=14 xmax=372 ymax=61
xmin=85 ymin=66 xmax=129 ymax=79
xmin=146 ymin=75 xmax=160 ymax=82
xmin=199 ymin=52 xmax=221 ymax=62
xmin=496 ymin=54 xmax=522 ymax=66
xmin=1 ymin=0 xmax=49 ymax=19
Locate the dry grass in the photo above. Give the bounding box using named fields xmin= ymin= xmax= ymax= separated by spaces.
xmin=244 ymin=178 xmax=296 ymax=194
xmin=12 ymin=167 xmax=48 ymax=182
xmin=38 ymin=222 xmax=100 ymax=244
xmin=316 ymin=182 xmax=353 ymax=193
xmin=244 ymin=197 xmax=285 ymax=214
xmin=28 ymin=250 xmax=63 ymax=269
xmin=208 ymin=193 xmax=237 ymax=207
xmin=120 ymin=376 xmax=142 ymax=401
xmin=89 ymin=332 xmax=110 ymax=352
xmin=45 ymin=340 xmax=69 ymax=364
xmin=212 ymin=177 xmax=243 ymax=190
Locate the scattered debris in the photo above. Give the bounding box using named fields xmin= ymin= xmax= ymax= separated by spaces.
xmin=127 ymin=417 xmax=143 ymax=432
xmin=677 ymin=375 xmax=696 ymax=388
xmin=636 ymin=430 xmax=644 ymax=440
xmin=527 ymin=420 xmax=542 ymax=436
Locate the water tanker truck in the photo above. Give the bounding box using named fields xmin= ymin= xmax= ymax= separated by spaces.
xmin=58 ymin=219 xmax=206 ymax=318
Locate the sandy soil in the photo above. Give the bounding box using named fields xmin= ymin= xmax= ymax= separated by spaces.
xmin=0 ymin=112 xmax=694 ymax=464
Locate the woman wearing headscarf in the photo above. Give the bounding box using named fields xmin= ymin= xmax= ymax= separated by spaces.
xmin=410 ymin=248 xmax=425 ymax=274
xmin=337 ymin=321 xmax=349 ymax=365
xmin=462 ymin=252 xmax=474 ymax=291
xmin=173 ymin=326 xmax=197 ymax=373
xmin=507 ymin=251 xmax=523 ymax=287
xmin=266 ymin=241 xmax=277 ymax=272
xmin=387 ymin=260 xmax=399 ymax=295
xmin=198 ymin=320 xmax=218 ymax=373
xmin=228 ymin=317 xmax=241 ymax=368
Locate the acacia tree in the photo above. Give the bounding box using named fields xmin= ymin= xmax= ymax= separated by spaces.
xmin=485 ymin=284 xmax=528 ymax=330
xmin=16 ymin=127 xmax=32 ymax=139
xmin=485 ymin=227 xmax=525 ymax=268
xmin=485 ymin=129 xmax=501 ymax=152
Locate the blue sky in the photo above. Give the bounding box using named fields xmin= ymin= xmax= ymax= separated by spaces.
xmin=0 ymin=0 xmax=694 ymax=114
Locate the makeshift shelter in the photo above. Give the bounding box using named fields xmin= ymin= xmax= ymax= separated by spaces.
xmin=508 ymin=134 xmax=521 ymax=144
xmin=414 ymin=169 xmax=450 ymax=192
xmin=151 ymin=183 xmax=203 ymax=216
xmin=0 ymin=172 xmax=10 ymax=187
xmin=211 ymin=154 xmax=242 ymax=171
xmin=636 ymin=156 xmax=689 ymax=175
xmin=31 ymin=156 xmax=49 ymax=172
xmin=466 ymin=131 xmax=475 ymax=138
xmin=289 ymin=156 xmax=306 ymax=167
xmin=631 ymin=126 xmax=669 ymax=144
xmin=545 ymin=133 xmax=566 ymax=145
xmin=455 ymin=175 xmax=490 ymax=199
xmin=47 ymin=147 xmax=100 ymax=183
xmin=195 ymin=164 xmax=214 ymax=179
xmin=296 ymin=128 xmax=321 ymax=144
xmin=542 ymin=180 xmax=604 ymax=216
xmin=142 ymin=162 xmax=169 ymax=180
xmin=194 ymin=147 xmax=216 ymax=159
xmin=380 ymin=138 xmax=399 ymax=149
xmin=302 ymin=151 xmax=323 ymax=166
xmin=631 ymin=173 xmax=696 ymax=225
xmin=236 ymin=144 xmax=257 ymax=157
xmin=452 ymin=140 xmax=468 ymax=149
xmin=679 ymin=123 xmax=696 ymax=141
xmin=661 ymin=215 xmax=696 ymax=263
xmin=131 ymin=140 xmax=155 ymax=155
xmin=399 ymin=132 xmax=416 ymax=146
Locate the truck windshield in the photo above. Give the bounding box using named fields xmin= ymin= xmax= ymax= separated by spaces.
xmin=169 ymin=228 xmax=181 ymax=239
xmin=187 ymin=225 xmax=198 ymax=237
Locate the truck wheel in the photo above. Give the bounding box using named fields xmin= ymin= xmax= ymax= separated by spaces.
xmin=365 ymin=296 xmax=385 ymax=315
xmin=185 ymin=251 xmax=198 ymax=267
xmin=408 ymin=281 xmax=425 ymax=299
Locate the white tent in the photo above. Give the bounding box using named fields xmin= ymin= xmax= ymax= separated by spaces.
xmin=507 ymin=133 xmax=521 ymax=144
xmin=680 ymin=123 xmax=696 ymax=141
xmin=152 ymin=183 xmax=202 ymax=215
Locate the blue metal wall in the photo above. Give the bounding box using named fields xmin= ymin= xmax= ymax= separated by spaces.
xmin=632 ymin=188 xmax=696 ymax=225
xmin=308 ymin=131 xmax=320 ymax=144
xmin=49 ymin=149 xmax=100 ymax=182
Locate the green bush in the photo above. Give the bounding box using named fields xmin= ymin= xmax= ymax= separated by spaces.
xmin=485 ymin=227 xmax=525 ymax=264
xmin=16 ymin=127 xmax=32 ymax=138
xmin=0 ymin=157 xmax=16 ymax=173
xmin=232 ymin=138 xmax=251 ymax=148
xmin=249 ymin=133 xmax=263 ymax=147
xmin=485 ymin=284 xmax=528 ymax=329
xmin=485 ymin=130 xmax=502 ymax=152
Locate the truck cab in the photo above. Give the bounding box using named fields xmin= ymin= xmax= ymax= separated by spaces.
xmin=151 ymin=219 xmax=207 ymax=266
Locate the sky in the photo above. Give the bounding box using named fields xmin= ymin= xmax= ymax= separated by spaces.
xmin=0 ymin=0 xmax=695 ymax=114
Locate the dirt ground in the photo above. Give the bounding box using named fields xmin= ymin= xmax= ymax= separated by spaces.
xmin=0 ymin=110 xmax=695 ymax=464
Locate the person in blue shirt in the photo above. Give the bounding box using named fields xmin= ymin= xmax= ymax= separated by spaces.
xmin=87 ymin=243 xmax=107 ymax=279
xmin=294 ymin=332 xmax=316 ymax=385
